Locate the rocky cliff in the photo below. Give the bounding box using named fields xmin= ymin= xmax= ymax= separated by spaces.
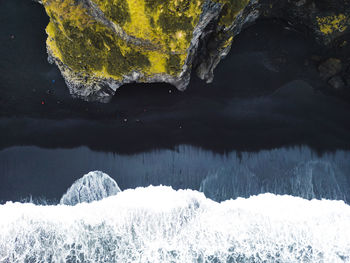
xmin=39 ymin=0 xmax=350 ymax=102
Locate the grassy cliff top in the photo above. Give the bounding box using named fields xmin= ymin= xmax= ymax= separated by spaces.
xmin=42 ymin=0 xmax=248 ymax=82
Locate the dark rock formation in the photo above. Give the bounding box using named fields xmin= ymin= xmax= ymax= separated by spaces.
xmin=329 ymin=76 xmax=346 ymax=90
xmin=39 ymin=0 xmax=350 ymax=102
xmin=318 ymin=58 xmax=342 ymax=80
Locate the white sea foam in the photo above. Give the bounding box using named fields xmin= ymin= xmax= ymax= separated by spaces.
xmin=0 ymin=186 xmax=349 ymax=262
xmin=60 ymin=171 xmax=121 ymax=205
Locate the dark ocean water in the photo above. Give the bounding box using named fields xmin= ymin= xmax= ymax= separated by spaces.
xmin=1 ymin=145 xmax=350 ymax=204
xmin=0 ymin=0 xmax=350 ymax=203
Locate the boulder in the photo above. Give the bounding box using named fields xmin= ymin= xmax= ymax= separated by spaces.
xmin=318 ymin=58 xmax=342 ymax=80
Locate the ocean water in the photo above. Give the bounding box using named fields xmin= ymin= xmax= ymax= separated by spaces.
xmin=0 ymin=146 xmax=349 ymax=262
xmin=1 ymin=186 xmax=349 ymax=262
xmin=1 ymin=145 xmax=349 ymax=203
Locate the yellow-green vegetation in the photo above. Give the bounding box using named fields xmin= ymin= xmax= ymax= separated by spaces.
xmin=222 ymin=36 xmax=234 ymax=49
xmin=42 ymin=0 xmax=249 ymax=84
xmin=214 ymin=0 xmax=250 ymax=28
xmin=94 ymin=0 xmax=203 ymax=51
xmin=317 ymin=14 xmax=349 ymax=35
xmin=42 ymin=0 xmax=208 ymax=80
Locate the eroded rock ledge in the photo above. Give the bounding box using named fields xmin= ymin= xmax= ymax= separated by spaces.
xmin=39 ymin=0 xmax=350 ymax=102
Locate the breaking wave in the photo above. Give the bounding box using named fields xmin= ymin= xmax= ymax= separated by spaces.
xmin=1 ymin=186 xmax=350 ymax=262
xmin=60 ymin=171 xmax=121 ymax=206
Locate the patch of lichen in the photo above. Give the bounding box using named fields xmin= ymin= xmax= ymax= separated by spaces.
xmin=166 ymin=54 xmax=182 ymax=76
xmin=317 ymin=14 xmax=349 ymax=35
xmin=222 ymin=36 xmax=234 ymax=49
xmin=94 ymin=0 xmax=131 ymax=26
xmin=93 ymin=0 xmax=204 ymax=54
xmin=48 ymin=17 xmax=157 ymax=79
xmin=214 ymin=0 xmax=250 ymax=28
xmin=42 ymin=0 xmax=94 ymax=31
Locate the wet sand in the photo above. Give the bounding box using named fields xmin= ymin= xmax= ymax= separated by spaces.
xmin=1 ymin=1 xmax=350 ymax=154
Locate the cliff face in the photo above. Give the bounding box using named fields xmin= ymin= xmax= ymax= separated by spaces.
xmin=40 ymin=0 xmax=350 ymax=102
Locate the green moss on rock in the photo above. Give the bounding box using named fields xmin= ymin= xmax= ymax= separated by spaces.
xmin=95 ymin=0 xmax=131 ymax=26
xmin=166 ymin=54 xmax=182 ymax=75
xmin=43 ymin=0 xmax=212 ymax=80
xmin=41 ymin=0 xmax=251 ymax=101
xmin=215 ymin=0 xmax=250 ymax=27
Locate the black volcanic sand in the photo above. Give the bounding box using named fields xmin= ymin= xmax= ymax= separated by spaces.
xmin=1 ymin=0 xmax=350 ymax=154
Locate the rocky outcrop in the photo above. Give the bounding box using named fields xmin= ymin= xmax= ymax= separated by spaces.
xmin=60 ymin=171 xmax=121 ymax=205
xmin=39 ymin=0 xmax=259 ymax=102
xmin=39 ymin=0 xmax=350 ymax=102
